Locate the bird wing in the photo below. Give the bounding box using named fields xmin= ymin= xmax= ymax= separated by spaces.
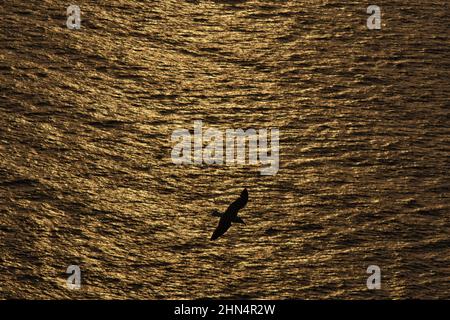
xmin=210 ymin=218 xmax=231 ymax=240
xmin=223 ymin=188 xmax=248 ymax=218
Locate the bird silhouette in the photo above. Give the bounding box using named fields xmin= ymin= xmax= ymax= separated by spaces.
xmin=210 ymin=188 xmax=248 ymax=240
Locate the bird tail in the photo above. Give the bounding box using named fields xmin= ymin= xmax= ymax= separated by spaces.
xmin=233 ymin=216 xmax=245 ymax=224
xmin=211 ymin=210 xmax=222 ymax=218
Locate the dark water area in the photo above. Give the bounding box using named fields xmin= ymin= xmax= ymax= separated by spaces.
xmin=0 ymin=0 xmax=449 ymax=299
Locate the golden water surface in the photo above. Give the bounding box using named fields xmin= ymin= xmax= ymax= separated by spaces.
xmin=0 ymin=0 xmax=449 ymax=298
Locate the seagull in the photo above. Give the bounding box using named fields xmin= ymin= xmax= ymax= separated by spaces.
xmin=210 ymin=188 xmax=248 ymax=240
